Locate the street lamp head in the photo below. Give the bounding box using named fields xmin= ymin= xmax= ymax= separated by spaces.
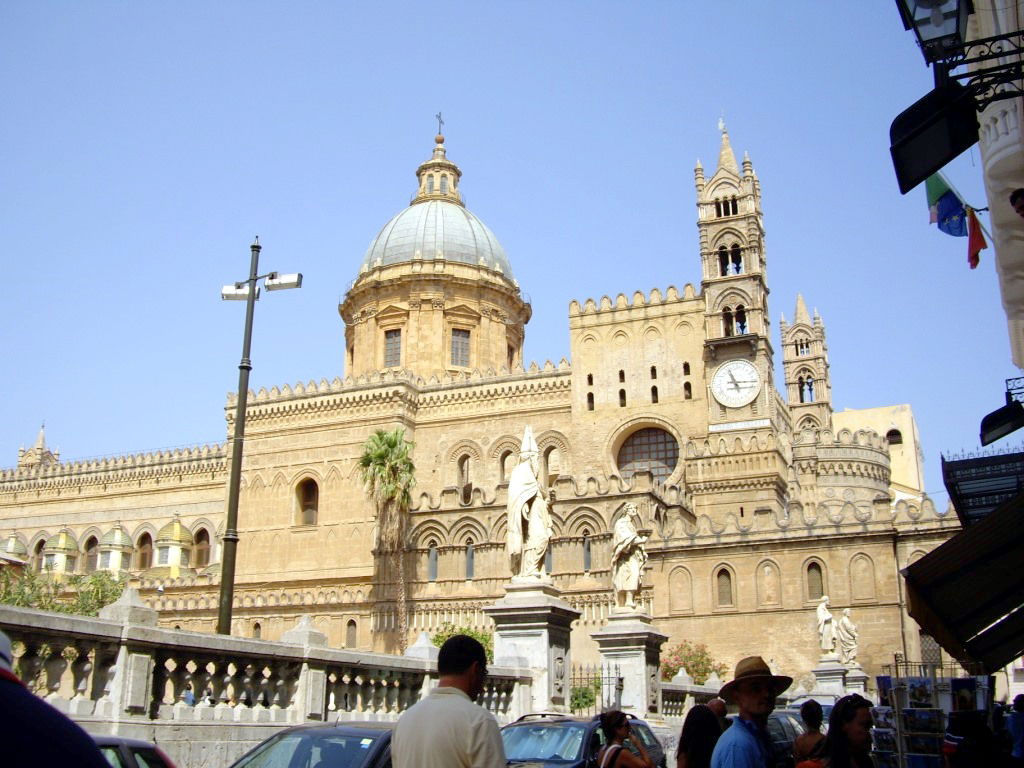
xmin=896 ymin=0 xmax=973 ymax=64
xmin=264 ymin=272 xmax=303 ymax=291
xmin=221 ymin=283 xmax=260 ymax=301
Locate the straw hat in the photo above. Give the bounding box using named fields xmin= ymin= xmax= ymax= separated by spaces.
xmin=718 ymin=656 xmax=792 ymax=703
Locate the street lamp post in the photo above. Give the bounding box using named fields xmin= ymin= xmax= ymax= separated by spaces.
xmin=217 ymin=238 xmax=302 ymax=635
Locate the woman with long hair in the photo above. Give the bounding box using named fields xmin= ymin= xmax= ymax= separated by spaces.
xmin=597 ymin=710 xmax=654 ymax=768
xmin=675 ymin=704 xmax=721 ymax=768
xmin=796 ymin=694 xmax=873 ymax=768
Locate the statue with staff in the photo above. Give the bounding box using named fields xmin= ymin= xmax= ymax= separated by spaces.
xmin=506 ymin=426 xmax=553 ymax=580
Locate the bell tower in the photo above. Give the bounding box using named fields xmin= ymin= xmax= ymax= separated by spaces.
xmin=780 ymin=295 xmax=833 ymax=430
xmin=697 ymin=124 xmax=775 ymax=426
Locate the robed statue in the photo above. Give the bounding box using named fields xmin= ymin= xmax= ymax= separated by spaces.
xmin=611 ymin=503 xmax=648 ymax=610
xmin=816 ymin=595 xmax=836 ymax=653
xmin=506 ymin=426 xmax=553 ymax=580
xmin=837 ymin=608 xmax=859 ymax=665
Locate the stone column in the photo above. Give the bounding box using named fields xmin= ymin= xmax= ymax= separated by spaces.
xmin=590 ymin=610 xmax=667 ymax=718
xmin=97 ymin=588 xmax=158 ymax=721
xmin=484 ymin=580 xmax=579 ymax=713
xmin=811 ymin=654 xmax=848 ymax=699
xmin=845 ymin=663 xmax=868 ymax=695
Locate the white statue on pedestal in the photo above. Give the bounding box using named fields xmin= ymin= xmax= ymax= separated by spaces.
xmin=611 ymin=503 xmax=648 ymax=610
xmin=816 ymin=595 xmax=836 ymax=654
xmin=506 ymin=426 xmax=553 ymax=580
xmin=837 ymin=608 xmax=859 ymax=665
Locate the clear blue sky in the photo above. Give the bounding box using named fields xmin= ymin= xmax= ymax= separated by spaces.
xmin=1 ymin=2 xmax=1014 ymax=504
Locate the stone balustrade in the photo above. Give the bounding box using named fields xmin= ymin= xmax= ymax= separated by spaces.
xmin=0 ymin=591 xmax=533 ymax=768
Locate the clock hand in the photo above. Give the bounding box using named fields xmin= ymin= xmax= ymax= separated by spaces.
xmin=728 ymin=371 xmax=740 ymax=390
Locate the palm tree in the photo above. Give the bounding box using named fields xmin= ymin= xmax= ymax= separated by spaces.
xmin=358 ymin=427 xmax=415 ymax=653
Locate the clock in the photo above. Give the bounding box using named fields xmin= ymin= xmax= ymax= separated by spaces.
xmin=711 ymin=359 xmax=762 ymax=408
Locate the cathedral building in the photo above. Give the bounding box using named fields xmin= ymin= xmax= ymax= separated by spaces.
xmin=0 ymin=128 xmax=958 ymax=689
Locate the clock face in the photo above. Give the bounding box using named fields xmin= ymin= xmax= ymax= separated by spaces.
xmin=711 ymin=359 xmax=762 ymax=408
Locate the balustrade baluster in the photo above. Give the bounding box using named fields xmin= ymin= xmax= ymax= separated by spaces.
xmin=71 ymin=643 xmax=93 ymax=700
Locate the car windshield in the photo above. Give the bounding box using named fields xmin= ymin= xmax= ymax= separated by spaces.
xmin=502 ymin=722 xmax=588 ymax=762
xmin=232 ymin=730 xmax=382 ymax=768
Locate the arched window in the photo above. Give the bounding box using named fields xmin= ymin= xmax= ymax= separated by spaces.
xmin=582 ymin=530 xmax=592 ymax=572
xmin=798 ymin=375 xmax=815 ymax=403
xmin=427 ymin=175 xmax=435 ymax=194
xmin=427 ymin=541 xmax=438 ymax=582
xmin=545 ymin=545 xmax=553 ymax=574
xmin=730 ymin=244 xmax=742 ymax=274
xmin=297 ymin=479 xmax=319 ymax=525
xmin=807 ymin=562 xmax=825 ymax=600
xmin=683 ymin=362 xmax=690 ymax=376
xmin=84 ymin=536 xmax=99 ymax=572
xmin=722 ymin=306 xmax=734 ymax=337
xmin=194 ymin=528 xmax=210 ymax=568
xmin=440 ymin=175 xmax=449 ymax=194
xmin=650 ymin=366 xmax=657 ymax=380
xmin=886 ymin=429 xmax=903 ymax=445
xmin=500 ymin=450 xmax=514 ymax=483
xmin=253 ymin=622 xmax=262 ymax=639
xmin=619 ymin=389 xmax=626 ymax=407
xmin=136 ymin=533 xmax=153 ymax=570
xmin=735 ymin=305 xmax=748 ymax=334
xmin=718 ymin=246 xmax=729 ymax=276
xmin=33 ymin=540 xmax=46 ymax=572
xmin=715 ymin=199 xmax=723 ymax=218
xmin=651 ymin=386 xmax=659 ymax=404
xmin=346 ymin=620 xmax=357 ymax=648
xmin=618 ymin=370 xmax=625 ymax=383
xmin=543 ymin=446 xmax=561 ymax=485
xmin=716 ymin=568 xmax=734 ymax=606
xmin=587 ymin=392 xmax=594 ymax=411
xmin=684 ymin=382 xmax=693 ymax=400
xmin=458 ymin=454 xmax=472 ymax=503
xmin=730 ymin=197 xmax=739 ymax=215
xmin=465 ymin=539 xmax=474 ymax=580
xmin=586 ymin=373 xmax=593 ymax=385
xmin=617 ymin=427 xmax=679 ymax=483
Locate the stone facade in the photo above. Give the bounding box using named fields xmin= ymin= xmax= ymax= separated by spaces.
xmin=0 ymin=128 xmax=960 ymax=692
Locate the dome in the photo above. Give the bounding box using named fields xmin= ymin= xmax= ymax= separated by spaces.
xmin=156 ymin=518 xmax=192 ymax=546
xmin=43 ymin=529 xmax=77 ymax=554
xmin=360 ymin=199 xmax=513 ymax=277
xmin=100 ymin=525 xmax=132 ymax=549
xmin=1 ymin=535 xmax=27 ymax=558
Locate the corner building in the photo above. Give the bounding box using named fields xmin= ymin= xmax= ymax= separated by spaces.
xmin=0 ymin=130 xmax=958 ymax=689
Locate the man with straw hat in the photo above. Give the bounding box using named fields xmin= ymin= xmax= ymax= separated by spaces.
xmin=711 ymin=656 xmax=792 ymax=768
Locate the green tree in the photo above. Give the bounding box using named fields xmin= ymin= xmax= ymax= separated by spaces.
xmin=359 ymin=427 xmax=415 ymax=653
xmin=0 ymin=568 xmax=125 ymax=617
xmin=660 ymin=640 xmax=728 ymax=683
xmin=430 ymin=622 xmax=494 ymax=663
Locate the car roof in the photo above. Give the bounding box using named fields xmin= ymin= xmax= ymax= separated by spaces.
xmin=90 ymin=735 xmax=162 ymax=749
xmin=290 ymin=721 xmax=396 ymax=735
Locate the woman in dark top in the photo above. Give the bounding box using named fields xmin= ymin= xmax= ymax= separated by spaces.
xmin=597 ymin=710 xmax=654 ymax=768
xmin=676 ymin=704 xmax=722 ymax=768
xmin=793 ymin=699 xmax=825 ymax=763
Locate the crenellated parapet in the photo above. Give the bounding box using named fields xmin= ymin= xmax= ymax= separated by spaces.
xmin=0 ymin=443 xmax=227 ymax=491
xmin=791 ymin=427 xmax=891 ymax=484
xmin=568 ymin=284 xmax=699 ymax=318
xmin=235 ymin=363 xmax=573 ymax=428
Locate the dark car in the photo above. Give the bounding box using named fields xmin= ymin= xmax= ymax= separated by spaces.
xmin=91 ymin=735 xmax=177 ymax=768
xmin=227 ymin=722 xmax=393 ymax=768
xmin=727 ymin=712 xmax=805 ymax=768
xmin=502 ymin=712 xmax=667 ymax=768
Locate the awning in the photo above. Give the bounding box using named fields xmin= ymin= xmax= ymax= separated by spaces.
xmin=902 ymin=491 xmax=1024 ymax=673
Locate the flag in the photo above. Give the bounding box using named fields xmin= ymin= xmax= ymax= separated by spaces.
xmin=926 ymin=174 xmax=967 ymax=236
xmin=966 ymin=207 xmax=987 ymax=269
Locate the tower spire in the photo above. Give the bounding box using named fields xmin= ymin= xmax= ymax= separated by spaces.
xmin=717 ymin=119 xmax=739 ymax=175
xmin=794 ymin=294 xmax=811 ymax=326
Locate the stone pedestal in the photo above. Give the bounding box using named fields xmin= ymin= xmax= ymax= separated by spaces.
xmin=845 ymin=663 xmax=868 ymax=695
xmin=811 ymin=654 xmax=848 ymax=699
xmin=484 ymin=579 xmax=580 ymax=713
xmin=590 ymin=610 xmax=667 ymax=718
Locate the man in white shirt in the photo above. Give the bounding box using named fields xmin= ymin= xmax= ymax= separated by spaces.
xmin=393 ymin=634 xmax=507 ymax=768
